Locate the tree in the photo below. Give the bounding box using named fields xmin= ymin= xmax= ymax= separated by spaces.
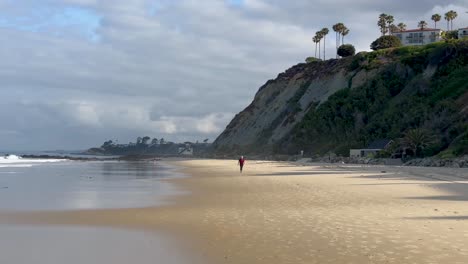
xmin=370 ymin=35 xmax=402 ymax=50
xmin=333 ymin=23 xmax=350 ymax=58
xmin=377 ymin=13 xmax=394 ymax=36
xmin=318 ymin=33 xmax=322 ymax=60
xmin=101 ymin=140 xmax=113 ymax=149
xmin=450 ymin=10 xmax=458 ymax=30
xmin=389 ymin=24 xmax=398 ymax=34
xmin=203 ymin=138 xmax=209 ymax=143
xmin=378 ymin=13 xmax=388 ymax=35
xmin=312 ymin=35 xmax=319 ymax=58
xmin=442 ymin=30 xmax=459 ymax=40
xmin=337 ymin=44 xmax=355 ymax=57
xmin=341 ymin=27 xmax=349 ymax=45
xmin=445 ymin=10 xmax=457 ymax=30
xmin=431 ymin=13 xmax=441 ymax=29
xmin=141 ymin=136 xmax=151 ymax=145
xmin=159 ymin=138 xmax=165 ymax=145
xmin=397 ymin=22 xmax=407 ymax=32
xmin=315 ymin=31 xmax=323 ymax=60
xmin=385 ymin=14 xmax=394 ymax=31
xmin=333 ymin=23 xmax=345 ymax=58
xmin=151 ymin=138 xmax=159 ymax=145
xmin=136 ymin=137 xmax=142 ymax=145
xmin=418 ymin=20 xmax=428 ymax=30
xmin=444 ymin=11 xmax=450 ymax=30
xmin=402 ymin=128 xmax=435 ymax=157
xmin=321 ymin=28 xmax=329 ymax=60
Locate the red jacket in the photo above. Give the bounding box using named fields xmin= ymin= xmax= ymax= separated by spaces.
xmin=238 ymin=158 xmax=245 ymax=166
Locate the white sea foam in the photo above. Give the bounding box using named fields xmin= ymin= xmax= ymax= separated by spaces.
xmin=0 ymin=154 xmax=22 ymax=161
xmin=0 ymin=154 xmax=65 ymax=167
xmin=0 ymin=165 xmax=33 ymax=168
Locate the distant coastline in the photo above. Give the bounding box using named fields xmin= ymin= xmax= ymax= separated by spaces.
xmin=18 ymin=154 xmax=164 ymax=162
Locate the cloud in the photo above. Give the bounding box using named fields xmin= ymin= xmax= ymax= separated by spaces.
xmin=0 ymin=0 xmax=467 ymax=150
xmin=71 ymin=102 xmax=101 ymax=126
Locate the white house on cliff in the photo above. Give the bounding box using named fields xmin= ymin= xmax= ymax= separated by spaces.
xmin=392 ymin=28 xmax=442 ymax=46
xmin=459 ymin=27 xmax=468 ymax=39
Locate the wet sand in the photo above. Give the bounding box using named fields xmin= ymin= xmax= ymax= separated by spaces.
xmin=2 ymin=159 xmax=468 ymax=263
xmin=0 ymin=225 xmax=193 ymax=264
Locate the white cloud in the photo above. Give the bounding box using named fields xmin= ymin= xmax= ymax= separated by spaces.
xmin=60 ymin=100 xmax=233 ymax=136
xmin=74 ymin=102 xmax=101 ymax=126
xmin=0 ymin=0 xmax=466 ymax=150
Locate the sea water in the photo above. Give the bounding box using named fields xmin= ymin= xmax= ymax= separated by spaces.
xmin=0 ymin=157 xmax=184 ymax=210
xmin=0 ymin=157 xmax=195 ymax=264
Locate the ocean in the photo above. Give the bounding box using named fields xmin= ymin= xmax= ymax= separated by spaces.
xmin=0 ymin=155 xmax=192 ymax=264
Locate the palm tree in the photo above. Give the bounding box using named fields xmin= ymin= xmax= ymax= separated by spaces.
xmin=321 ymin=28 xmax=329 ymax=60
xmin=402 ymin=128 xmax=435 ymax=157
xmin=389 ymin=24 xmax=398 ymax=34
xmin=312 ymin=36 xmax=315 ymax=58
xmin=397 ymin=22 xmax=407 ymax=32
xmin=312 ymin=36 xmax=319 ymax=58
xmin=450 ymin=10 xmax=458 ymax=30
xmin=444 ymin=11 xmax=450 ymax=30
xmin=315 ymin=31 xmax=323 ymax=60
xmin=431 ymin=14 xmax=441 ymax=29
xmin=444 ymin=11 xmax=457 ymax=30
xmin=333 ymin=23 xmax=344 ymax=58
xmin=332 ymin=24 xmax=339 ymax=58
xmin=318 ymin=34 xmax=322 ymax=59
xmin=341 ymin=27 xmax=349 ymax=45
xmin=386 ymin=14 xmax=394 ymax=30
xmin=377 ymin=13 xmax=395 ymax=36
xmin=378 ymin=13 xmax=388 ymax=35
xmin=418 ymin=20 xmax=428 ymax=30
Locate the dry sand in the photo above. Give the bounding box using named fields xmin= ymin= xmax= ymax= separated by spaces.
xmin=2 ymin=159 xmax=468 ymax=264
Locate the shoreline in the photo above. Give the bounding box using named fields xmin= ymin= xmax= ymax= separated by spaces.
xmin=2 ymin=159 xmax=468 ymax=263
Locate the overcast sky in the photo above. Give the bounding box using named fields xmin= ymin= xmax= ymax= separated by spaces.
xmin=0 ymin=0 xmax=467 ymax=151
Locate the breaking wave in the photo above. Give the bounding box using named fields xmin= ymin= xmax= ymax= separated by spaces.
xmin=0 ymin=154 xmax=65 ymax=168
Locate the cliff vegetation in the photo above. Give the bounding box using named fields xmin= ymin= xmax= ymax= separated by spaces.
xmin=214 ymin=40 xmax=468 ymax=158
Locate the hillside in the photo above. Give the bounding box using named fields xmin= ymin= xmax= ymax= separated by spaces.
xmin=213 ymin=40 xmax=468 ymax=158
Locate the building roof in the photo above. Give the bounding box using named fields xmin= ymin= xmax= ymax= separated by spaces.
xmin=397 ymin=28 xmax=441 ymax=33
xmin=459 ymin=27 xmax=468 ymax=30
xmin=366 ymin=139 xmax=393 ymax=150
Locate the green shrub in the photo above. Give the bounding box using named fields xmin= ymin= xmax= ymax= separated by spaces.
xmin=393 ymin=45 xmax=423 ymax=56
xmin=305 ymin=57 xmax=322 ymax=63
xmin=442 ymin=30 xmax=459 ymax=40
xmin=334 ymin=144 xmax=354 ymax=157
xmin=452 ymin=132 xmax=468 ymax=156
xmin=281 ymin=42 xmax=468 ymax=157
xmin=349 ymin=52 xmax=367 ymax=70
xmin=338 ymin=44 xmax=356 ymax=57
xmin=370 ymin=35 xmax=402 ymax=50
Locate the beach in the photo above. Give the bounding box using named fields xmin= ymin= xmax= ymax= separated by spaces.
xmin=2 ymin=159 xmax=468 ymax=263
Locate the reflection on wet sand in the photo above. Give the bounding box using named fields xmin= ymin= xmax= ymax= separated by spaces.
xmin=0 ymin=160 xmax=194 ymax=264
xmin=0 ymin=160 xmax=184 ymax=211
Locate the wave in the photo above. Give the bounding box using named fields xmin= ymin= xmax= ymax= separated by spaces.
xmin=0 ymin=164 xmax=33 ymax=168
xmin=0 ymin=154 xmax=22 ymax=161
xmin=0 ymin=154 xmax=65 ymax=168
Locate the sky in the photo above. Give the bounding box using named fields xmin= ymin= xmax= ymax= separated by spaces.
xmin=0 ymin=0 xmax=467 ymax=151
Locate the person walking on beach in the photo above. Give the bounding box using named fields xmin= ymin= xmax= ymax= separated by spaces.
xmin=238 ymin=156 xmax=245 ymax=173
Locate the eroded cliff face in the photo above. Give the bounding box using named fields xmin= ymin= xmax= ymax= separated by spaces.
xmin=214 ymin=41 xmax=468 ymax=157
xmin=213 ymin=57 xmax=382 ymax=152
